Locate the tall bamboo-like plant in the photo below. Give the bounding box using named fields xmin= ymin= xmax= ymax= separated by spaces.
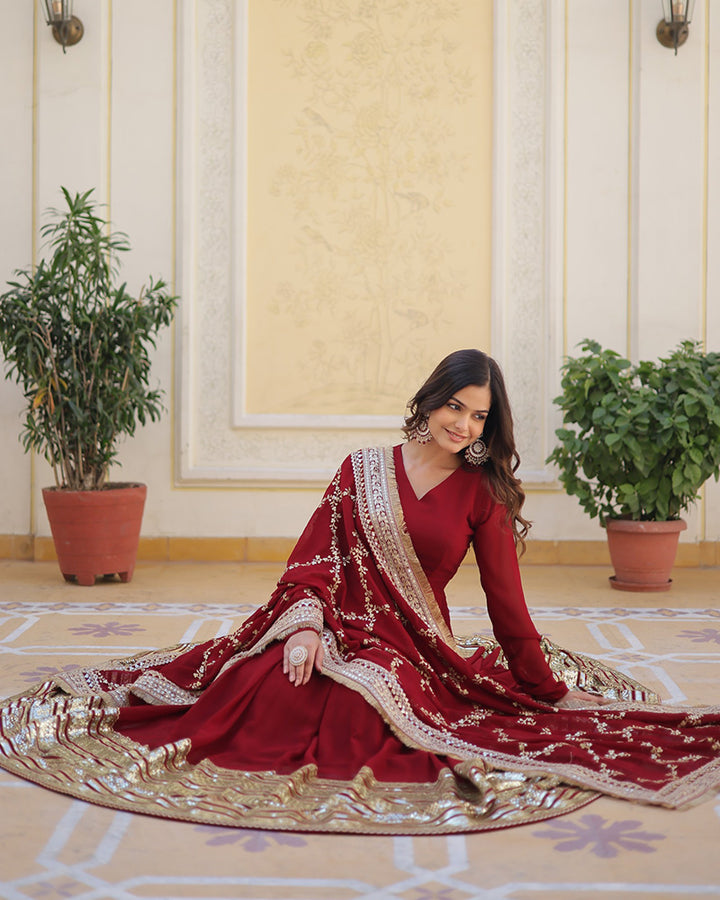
xmin=0 ymin=188 xmax=176 ymax=490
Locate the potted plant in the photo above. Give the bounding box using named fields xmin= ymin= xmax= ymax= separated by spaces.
xmin=0 ymin=188 xmax=176 ymax=585
xmin=546 ymin=339 xmax=720 ymax=591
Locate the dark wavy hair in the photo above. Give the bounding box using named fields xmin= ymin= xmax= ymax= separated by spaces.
xmin=403 ymin=349 xmax=531 ymax=551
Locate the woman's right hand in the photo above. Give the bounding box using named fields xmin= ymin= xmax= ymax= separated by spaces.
xmin=555 ymin=689 xmax=612 ymax=709
xmin=283 ymin=629 xmax=324 ymax=687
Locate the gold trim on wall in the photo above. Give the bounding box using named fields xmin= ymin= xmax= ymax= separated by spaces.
xmin=170 ymin=0 xmax=179 ymax=491
xmin=701 ymin=0 xmax=710 ymax=348
xmin=562 ymin=0 xmax=569 ymax=357
xmin=30 ymin=5 xmax=40 ymax=540
xmin=627 ymin=0 xmax=634 ymax=360
xmin=2 ymin=535 xmax=717 ymax=568
xmin=699 ymin=0 xmax=710 ymax=541
xmin=106 ymin=0 xmax=113 ymax=219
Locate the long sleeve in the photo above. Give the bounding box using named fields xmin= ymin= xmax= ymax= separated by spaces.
xmin=472 ymin=499 xmax=568 ymax=703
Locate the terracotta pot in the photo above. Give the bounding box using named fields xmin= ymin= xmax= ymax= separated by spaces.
xmin=605 ymin=518 xmax=687 ymax=592
xmin=42 ymin=483 xmax=147 ymax=586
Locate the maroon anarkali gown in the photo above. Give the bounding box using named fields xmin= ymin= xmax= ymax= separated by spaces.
xmin=1 ymin=446 xmax=719 ymax=833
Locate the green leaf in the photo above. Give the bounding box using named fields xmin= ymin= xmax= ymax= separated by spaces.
xmin=547 ymin=338 xmax=720 ymax=520
xmin=0 ymin=188 xmax=177 ymax=489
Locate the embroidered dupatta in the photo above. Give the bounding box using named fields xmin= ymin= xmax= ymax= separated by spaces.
xmin=246 ymin=446 xmax=720 ymax=808
xmin=1 ymin=447 xmax=720 ymax=833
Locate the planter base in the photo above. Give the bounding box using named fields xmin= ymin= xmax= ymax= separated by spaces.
xmin=43 ymin=484 xmax=146 ymax=586
xmin=605 ymin=518 xmax=686 ymax=592
xmin=609 ymin=575 xmax=672 ymax=593
xmin=63 ymin=571 xmax=135 ymax=586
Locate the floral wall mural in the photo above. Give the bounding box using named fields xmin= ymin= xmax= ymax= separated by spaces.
xmin=246 ymin=0 xmax=493 ymax=415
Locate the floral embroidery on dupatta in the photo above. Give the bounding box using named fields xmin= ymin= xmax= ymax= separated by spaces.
xmin=16 ymin=446 xmax=720 ymax=814
xmin=351 ymin=446 xmax=458 ymax=653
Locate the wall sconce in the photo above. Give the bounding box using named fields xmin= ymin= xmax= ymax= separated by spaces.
xmin=41 ymin=0 xmax=84 ymax=52
xmin=656 ymin=0 xmax=696 ymax=54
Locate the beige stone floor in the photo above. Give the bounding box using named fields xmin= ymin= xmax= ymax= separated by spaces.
xmin=1 ymin=559 xmax=719 ymax=900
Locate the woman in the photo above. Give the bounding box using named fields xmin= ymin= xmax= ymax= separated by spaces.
xmin=1 ymin=349 xmax=719 ymax=834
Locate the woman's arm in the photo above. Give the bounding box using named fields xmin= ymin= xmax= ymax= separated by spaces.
xmin=472 ymin=498 xmax=569 ymax=703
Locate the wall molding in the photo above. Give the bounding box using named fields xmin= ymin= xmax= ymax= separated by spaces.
xmin=176 ymin=0 xmax=565 ymax=487
xmin=176 ymin=0 xmax=400 ymax=487
xmin=492 ymin=0 xmax=565 ymax=484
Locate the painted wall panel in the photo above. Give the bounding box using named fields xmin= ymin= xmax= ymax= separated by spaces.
xmin=492 ymin=0 xmax=555 ymax=478
xmin=565 ymin=0 xmax=629 ymax=355
xmin=703 ymin=0 xmax=720 ymax=542
xmin=635 ymin=0 xmax=707 ymax=360
xmin=245 ymin=0 xmax=493 ymax=417
xmin=109 ymin=0 xmax=177 ymax=532
xmin=36 ymin=2 xmax=111 ymax=212
xmin=0 ymin=4 xmax=34 ymax=534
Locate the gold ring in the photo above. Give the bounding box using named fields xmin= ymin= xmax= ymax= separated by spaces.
xmin=289 ymin=646 xmax=309 ymax=666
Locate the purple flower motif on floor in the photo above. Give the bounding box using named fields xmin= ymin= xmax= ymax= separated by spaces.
xmin=411 ymin=888 xmax=463 ymax=900
xmin=25 ymin=879 xmax=85 ymax=898
xmin=19 ymin=664 xmax=80 ymax=684
xmin=68 ymin=622 xmax=146 ymax=637
xmin=533 ymin=814 xmax=665 ymax=858
xmin=677 ymin=627 xmax=720 ymax=645
xmin=193 ymin=826 xmax=307 ymax=852
xmin=614 ymin=652 xmax=647 ymax=663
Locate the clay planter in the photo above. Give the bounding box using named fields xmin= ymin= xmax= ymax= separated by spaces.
xmin=605 ymin=518 xmax=687 ymax=592
xmin=42 ymin=483 xmax=147 ymax=586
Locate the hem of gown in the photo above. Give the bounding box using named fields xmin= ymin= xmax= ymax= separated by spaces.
xmin=3 ymin=639 xmax=719 ymax=828
xmin=0 ymin=682 xmax=600 ymax=835
xmin=0 ymin=758 xmax=601 ymax=836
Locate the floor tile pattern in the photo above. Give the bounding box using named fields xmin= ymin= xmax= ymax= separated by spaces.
xmin=1 ymin=562 xmax=719 ymax=900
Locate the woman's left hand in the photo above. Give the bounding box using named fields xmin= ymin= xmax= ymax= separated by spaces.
xmin=283 ymin=629 xmax=324 ymax=687
xmin=555 ymin=689 xmax=612 ymax=709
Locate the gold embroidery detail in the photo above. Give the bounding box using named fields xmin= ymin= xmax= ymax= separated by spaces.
xmin=352 ymin=447 xmax=458 ymax=651
xmin=214 ymin=596 xmax=324 ymax=681
xmin=320 ymin=631 xmax=720 ymax=807
xmin=0 ymin=682 xmax=598 ymax=834
xmin=53 ymin=643 xmax=200 ymax=704
xmin=457 ymin=635 xmax=660 ymax=704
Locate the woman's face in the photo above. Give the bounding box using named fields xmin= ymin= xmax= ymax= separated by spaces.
xmin=426 ymin=383 xmax=492 ymax=454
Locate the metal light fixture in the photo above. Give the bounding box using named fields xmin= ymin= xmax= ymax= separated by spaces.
xmin=42 ymin=0 xmax=84 ymax=52
xmin=657 ymin=0 xmax=696 ymax=54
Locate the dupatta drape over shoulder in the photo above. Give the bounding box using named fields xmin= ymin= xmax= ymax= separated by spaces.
xmin=1 ymin=447 xmax=719 ymax=834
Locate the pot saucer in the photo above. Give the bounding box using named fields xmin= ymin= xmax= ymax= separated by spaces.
xmin=609 ymin=575 xmax=672 ymax=593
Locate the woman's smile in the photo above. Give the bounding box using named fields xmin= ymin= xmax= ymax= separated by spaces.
xmin=425 ymin=384 xmax=492 ymax=455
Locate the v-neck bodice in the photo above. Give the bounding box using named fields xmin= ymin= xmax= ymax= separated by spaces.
xmin=393 ymin=444 xmax=483 ymax=595
xmin=397 ymin=444 xmax=464 ymax=501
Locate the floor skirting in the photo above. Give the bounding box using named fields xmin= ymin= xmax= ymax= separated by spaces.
xmin=1 ymin=534 xmax=718 ymax=567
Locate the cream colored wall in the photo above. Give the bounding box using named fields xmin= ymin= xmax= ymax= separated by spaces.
xmin=246 ymin=1 xmax=492 ymax=416
xmin=525 ymin=0 xmax=720 ymax=544
xmin=0 ymin=7 xmax=33 ymax=539
xmin=0 ymin=0 xmax=718 ymax=552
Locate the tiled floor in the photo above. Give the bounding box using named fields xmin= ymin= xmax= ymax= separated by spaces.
xmin=1 ymin=559 xmax=719 ymax=900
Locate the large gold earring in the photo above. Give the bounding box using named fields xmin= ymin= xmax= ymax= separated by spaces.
xmin=411 ymin=415 xmax=432 ymax=445
xmin=464 ymin=436 xmax=489 ymax=466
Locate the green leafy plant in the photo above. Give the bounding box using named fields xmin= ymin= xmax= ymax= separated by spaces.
xmin=546 ymin=339 xmax=720 ymax=522
xmin=0 ymin=188 xmax=176 ymax=491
